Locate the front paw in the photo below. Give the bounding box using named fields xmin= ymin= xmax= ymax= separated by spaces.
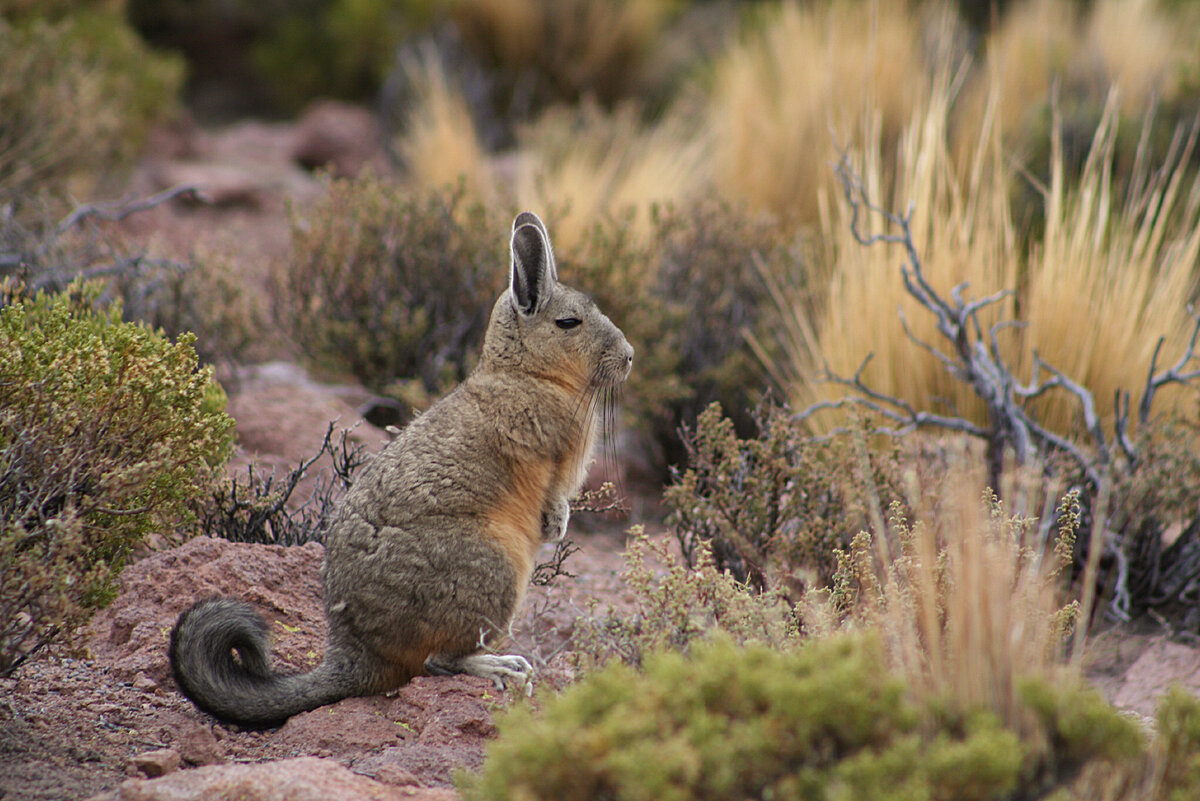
xmin=541 ymin=498 xmax=570 ymax=542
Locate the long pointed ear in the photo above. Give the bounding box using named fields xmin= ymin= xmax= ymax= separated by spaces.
xmin=510 ymin=213 xmax=556 ymax=316
xmin=512 ymin=211 xmax=557 ymax=281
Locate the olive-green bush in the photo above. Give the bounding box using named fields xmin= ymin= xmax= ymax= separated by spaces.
xmin=664 ymin=402 xmax=907 ymax=594
xmin=571 ymin=526 xmax=799 ymax=672
xmin=0 ymin=10 xmax=182 ymax=219
xmin=0 ymin=281 xmax=234 ymax=675
xmin=464 ymin=633 xmax=1152 ymax=801
xmin=277 ymin=176 xmax=506 ymax=400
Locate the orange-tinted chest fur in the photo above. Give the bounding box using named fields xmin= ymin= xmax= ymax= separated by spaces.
xmin=482 ymin=398 xmax=596 ymax=587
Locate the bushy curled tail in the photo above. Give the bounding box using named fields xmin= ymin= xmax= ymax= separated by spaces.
xmin=168 ymin=598 xmax=358 ymax=728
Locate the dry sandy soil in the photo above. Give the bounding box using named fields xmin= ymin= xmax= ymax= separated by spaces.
xmin=3 ymin=106 xmax=1200 ymax=801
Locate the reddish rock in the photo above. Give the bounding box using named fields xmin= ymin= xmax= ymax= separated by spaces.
xmin=1112 ymin=639 xmax=1200 ymax=719
xmin=176 ymin=725 xmax=225 ymax=767
xmin=276 ymin=696 xmax=411 ymax=756
xmin=129 ymin=749 xmax=181 ymax=778
xmin=86 ymin=757 xmax=456 ymax=801
xmin=83 ymin=537 xmax=328 ymax=686
xmin=289 ymin=100 xmax=387 ymax=178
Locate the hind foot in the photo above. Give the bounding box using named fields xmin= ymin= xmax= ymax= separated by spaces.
xmin=426 ymin=653 xmax=534 ymax=695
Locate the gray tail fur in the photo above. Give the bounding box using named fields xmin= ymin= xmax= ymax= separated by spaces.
xmin=169 ymin=598 xmax=357 ymax=728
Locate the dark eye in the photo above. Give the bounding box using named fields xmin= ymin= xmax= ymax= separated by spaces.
xmin=555 ymin=318 xmax=582 ymax=330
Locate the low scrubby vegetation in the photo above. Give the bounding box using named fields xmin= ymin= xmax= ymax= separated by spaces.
xmin=276 ymin=177 xmax=506 ymax=401
xmin=467 ymin=633 xmax=1197 ymax=801
xmin=0 ymin=280 xmax=233 ymax=675
xmin=0 ymin=5 xmax=182 ymax=218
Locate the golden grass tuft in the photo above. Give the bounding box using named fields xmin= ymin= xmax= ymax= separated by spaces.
xmin=705 ymin=0 xmax=955 ymax=228
xmin=842 ymin=464 xmax=1080 ymax=731
xmin=511 ymin=102 xmax=706 ymax=252
xmin=451 ymin=0 xmax=675 ymax=107
xmin=779 ymin=72 xmax=1200 ymax=441
xmin=953 ymin=0 xmax=1200 ymax=164
xmin=1018 ymin=99 xmax=1200 ymax=435
xmin=780 ymin=69 xmax=1018 ymax=427
xmin=391 ymin=44 xmax=496 ymax=208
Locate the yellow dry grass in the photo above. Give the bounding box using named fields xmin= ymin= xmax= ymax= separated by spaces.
xmin=953 ymin=0 xmax=1200 ymax=163
xmin=858 ymin=465 xmax=1078 ymax=730
xmin=705 ymin=0 xmax=953 ymax=228
xmin=511 ymin=102 xmax=707 ymax=252
xmin=783 ymin=70 xmax=1018 ymax=427
xmin=781 ymin=71 xmax=1200 ymax=442
xmin=1018 ymin=99 xmax=1200 ymax=435
xmin=450 ymin=0 xmax=674 ymax=104
xmin=390 ymin=44 xmax=496 ymax=208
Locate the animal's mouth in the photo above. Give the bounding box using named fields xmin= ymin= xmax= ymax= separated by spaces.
xmin=599 ymin=353 xmax=633 ymax=387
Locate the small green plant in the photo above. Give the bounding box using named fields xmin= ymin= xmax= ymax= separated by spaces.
xmin=464 ymin=632 xmax=1148 ymax=801
xmin=571 ymin=526 xmax=798 ymax=671
xmin=0 ymin=280 xmax=234 ymax=675
xmin=277 ymin=176 xmax=506 ymax=398
xmin=252 ymin=0 xmax=443 ymax=113
xmin=665 ymin=402 xmax=907 ymax=594
xmin=1153 ymin=686 xmax=1200 ymax=800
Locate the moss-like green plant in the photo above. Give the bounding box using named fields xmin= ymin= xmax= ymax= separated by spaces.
xmin=0 ymin=281 xmax=234 ymax=675
xmin=1154 ymin=686 xmax=1200 ymax=800
xmin=464 ymin=632 xmax=1145 ymax=801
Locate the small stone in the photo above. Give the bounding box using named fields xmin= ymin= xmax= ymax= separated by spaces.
xmin=177 ymin=724 xmax=225 ymax=766
xmin=374 ymin=765 xmax=421 ymax=787
xmin=129 ymin=748 xmax=181 ymax=778
xmin=133 ymin=672 xmax=158 ymax=692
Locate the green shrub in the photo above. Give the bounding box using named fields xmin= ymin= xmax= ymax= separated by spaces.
xmin=0 ymin=11 xmax=182 ymax=219
xmin=464 ymin=632 xmax=1144 ymax=801
xmin=664 ymin=402 xmax=907 ymax=594
xmin=1155 ymin=686 xmax=1200 ymax=800
xmin=277 ymin=176 xmax=506 ymax=398
xmin=571 ymin=526 xmax=799 ymax=671
xmin=0 ymin=281 xmax=234 ymax=675
xmin=449 ymin=0 xmax=675 ymax=123
xmin=252 ymin=0 xmax=443 ymax=113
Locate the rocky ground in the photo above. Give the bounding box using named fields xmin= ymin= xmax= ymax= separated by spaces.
xmin=3 ymin=104 xmax=1200 ymax=801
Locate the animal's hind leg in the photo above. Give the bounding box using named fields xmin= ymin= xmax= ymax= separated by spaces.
xmin=425 ymin=651 xmax=534 ymax=695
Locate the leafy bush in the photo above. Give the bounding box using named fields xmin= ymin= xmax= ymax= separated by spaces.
xmin=664 ymin=402 xmax=906 ymax=594
xmin=252 ymin=0 xmax=442 ymax=113
xmin=571 ymin=526 xmax=798 ymax=672
xmin=0 ymin=281 xmax=234 ymax=675
xmin=2 ymin=187 xmax=269 ymax=376
xmin=0 ymin=10 xmax=182 ymax=219
xmin=464 ymin=633 xmax=1150 ymax=801
xmin=277 ymin=176 xmax=506 ymax=398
